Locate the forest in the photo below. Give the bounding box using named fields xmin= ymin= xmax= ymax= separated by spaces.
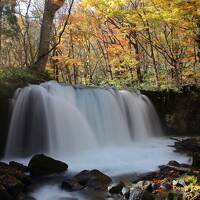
xmin=1 ymin=0 xmax=200 ymax=90
xmin=0 ymin=1 xmax=200 ymax=200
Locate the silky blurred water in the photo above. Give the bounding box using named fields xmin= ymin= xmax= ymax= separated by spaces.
xmin=3 ymin=81 xmax=190 ymax=200
xmin=5 ymin=81 xmax=163 ymax=158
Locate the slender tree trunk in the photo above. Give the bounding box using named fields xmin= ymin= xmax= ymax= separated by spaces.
xmin=32 ymin=0 xmax=64 ymax=72
xmin=172 ymin=62 xmax=181 ymax=87
xmin=69 ymin=29 xmax=78 ymax=84
xmin=52 ymin=49 xmax=59 ymax=80
xmin=129 ymin=31 xmax=143 ymax=83
xmin=146 ymin=27 xmax=159 ymax=86
xmin=66 ymin=65 xmax=72 ymax=84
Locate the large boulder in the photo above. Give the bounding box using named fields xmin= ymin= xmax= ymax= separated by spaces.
xmin=74 ymin=169 xmax=112 ymax=190
xmin=28 ymin=154 xmax=68 ymax=176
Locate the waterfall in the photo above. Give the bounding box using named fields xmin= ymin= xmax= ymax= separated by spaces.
xmin=5 ymin=81 xmax=163 ymax=158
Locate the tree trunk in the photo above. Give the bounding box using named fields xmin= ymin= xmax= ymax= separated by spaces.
xmin=32 ymin=0 xmax=64 ymax=72
xmin=196 ymin=19 xmax=200 ymax=62
xmin=172 ymin=61 xmax=181 ymax=87
xmin=0 ymin=4 xmax=3 ymax=67
xmin=52 ymin=49 xmax=59 ymax=80
xmin=129 ymin=31 xmax=143 ymax=83
xmin=146 ymin=27 xmax=159 ymax=87
xmin=196 ymin=34 xmax=200 ymax=62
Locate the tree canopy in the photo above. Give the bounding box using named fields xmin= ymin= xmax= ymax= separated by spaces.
xmin=1 ymin=0 xmax=200 ymax=90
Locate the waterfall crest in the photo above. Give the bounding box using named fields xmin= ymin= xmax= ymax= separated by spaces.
xmin=5 ymin=81 xmax=163 ymax=158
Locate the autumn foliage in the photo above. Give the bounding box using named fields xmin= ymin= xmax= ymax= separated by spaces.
xmin=1 ymin=0 xmax=200 ymax=89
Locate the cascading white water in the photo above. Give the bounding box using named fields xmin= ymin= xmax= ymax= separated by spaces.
xmin=4 ymin=81 xmax=191 ymax=200
xmin=5 ymin=81 xmax=163 ymax=158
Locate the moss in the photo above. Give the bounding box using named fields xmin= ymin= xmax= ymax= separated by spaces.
xmin=0 ymin=68 xmax=52 ymax=84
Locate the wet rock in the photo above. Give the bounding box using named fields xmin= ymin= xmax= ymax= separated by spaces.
xmin=9 ymin=162 xmax=28 ymax=172
xmin=108 ymin=181 xmax=125 ymax=194
xmin=61 ymin=179 xmax=84 ymax=191
xmin=129 ymin=189 xmax=154 ymax=200
xmin=168 ymin=161 xmax=180 ymax=167
xmin=121 ymin=186 xmax=130 ymax=199
xmin=28 ymin=154 xmax=68 ymax=176
xmin=0 ymin=162 xmax=30 ymax=184
xmin=74 ymin=169 xmax=112 ymax=190
xmin=0 ymin=175 xmax=24 ymax=197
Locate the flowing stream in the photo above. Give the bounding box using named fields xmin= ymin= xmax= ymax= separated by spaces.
xmin=4 ymin=81 xmax=189 ymax=200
